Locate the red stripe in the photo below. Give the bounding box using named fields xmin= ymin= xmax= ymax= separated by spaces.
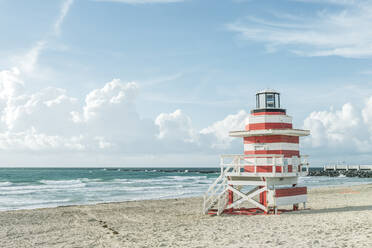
xmin=244 ymin=150 xmax=300 ymax=157
xmin=244 ymin=165 xmax=293 ymax=173
xmin=275 ymin=187 xmax=307 ymax=197
xmin=252 ymin=112 xmax=286 ymax=116
xmin=259 ymin=186 xmax=267 ymax=206
xmin=246 ymin=123 xmax=292 ymax=131
xmin=244 ymin=135 xmax=299 ymax=144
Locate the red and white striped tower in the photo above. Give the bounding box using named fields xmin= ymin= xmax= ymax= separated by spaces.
xmin=244 ymin=90 xmax=301 ymax=173
xmin=204 ymin=89 xmax=310 ymax=215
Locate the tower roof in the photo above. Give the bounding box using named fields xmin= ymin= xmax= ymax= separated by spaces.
xmin=256 ymin=89 xmax=280 ymax=95
xmin=229 ymin=129 xmax=310 ymax=137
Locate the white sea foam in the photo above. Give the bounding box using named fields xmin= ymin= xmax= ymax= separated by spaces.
xmin=80 ymin=178 xmax=102 ymax=182
xmin=112 ymin=178 xmax=132 ymax=183
xmin=0 ymin=182 xmax=12 ymax=186
xmin=122 ymin=185 xmax=184 ymax=192
xmin=0 ymin=196 xmax=73 ymax=208
xmin=0 ymin=182 xmax=86 ymax=193
xmin=0 ymin=169 xmax=371 ymax=211
xmin=40 ymin=179 xmax=83 ymax=185
xmin=165 ymin=176 xmax=208 ymax=181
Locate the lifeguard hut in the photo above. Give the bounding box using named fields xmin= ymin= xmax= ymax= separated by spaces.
xmin=203 ymin=89 xmax=310 ymax=215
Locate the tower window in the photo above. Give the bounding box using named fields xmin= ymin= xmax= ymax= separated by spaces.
xmin=255 ymin=90 xmax=281 ymax=109
xmin=266 ymin=94 xmax=275 ymax=108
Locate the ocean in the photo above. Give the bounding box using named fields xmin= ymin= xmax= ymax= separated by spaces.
xmin=0 ymin=167 xmax=372 ymax=211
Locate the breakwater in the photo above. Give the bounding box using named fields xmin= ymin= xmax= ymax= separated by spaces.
xmin=308 ymin=168 xmax=372 ymax=178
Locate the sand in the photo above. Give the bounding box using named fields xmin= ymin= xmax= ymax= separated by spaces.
xmin=0 ymin=184 xmax=371 ymax=248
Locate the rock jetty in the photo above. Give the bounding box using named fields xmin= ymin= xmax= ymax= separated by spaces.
xmin=308 ymin=168 xmax=372 ymax=178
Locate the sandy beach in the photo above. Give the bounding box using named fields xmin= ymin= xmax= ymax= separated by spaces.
xmin=0 ymin=184 xmax=371 ymax=248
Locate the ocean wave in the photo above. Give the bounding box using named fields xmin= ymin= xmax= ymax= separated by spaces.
xmin=124 ymin=178 xmax=175 ymax=184
xmin=0 ymin=197 xmax=72 ymax=206
xmin=79 ymin=178 xmax=103 ymax=182
xmin=40 ymin=179 xmax=83 ymax=185
xmin=112 ymin=178 xmax=132 ymax=183
xmin=0 ymin=182 xmax=86 ymax=193
xmin=0 ymin=182 xmax=12 ymax=186
xmin=116 ymin=184 xmax=184 ymax=192
xmin=141 ymin=168 xmax=218 ymax=174
xmin=0 ymin=168 xmax=371 ymax=211
xmin=165 ymin=176 xmax=208 ymax=181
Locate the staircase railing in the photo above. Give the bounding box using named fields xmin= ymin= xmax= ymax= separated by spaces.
xmin=203 ymin=160 xmax=234 ymax=214
xmin=203 ymin=154 xmax=310 ymax=214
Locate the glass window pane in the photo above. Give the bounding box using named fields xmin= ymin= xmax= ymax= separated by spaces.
xmin=266 ymin=94 xmax=275 ymax=108
xmin=275 ymin=94 xmax=280 ymax=108
xmin=259 ymin=94 xmax=265 ymax=108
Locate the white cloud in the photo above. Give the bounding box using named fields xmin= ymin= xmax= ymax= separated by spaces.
xmin=227 ymin=1 xmax=372 ymax=58
xmin=2 ymin=87 xmax=77 ymax=132
xmin=0 ymin=0 xmax=244 ymax=165
xmin=4 ymin=64 xmax=372 ymax=165
xmin=0 ymin=0 xmax=83 ymax=156
xmin=200 ymin=110 xmax=249 ymax=149
xmin=0 ymin=128 xmax=85 ymax=151
xmin=11 ymin=0 xmax=73 ymax=76
xmin=70 ymin=79 xmax=156 ymax=152
xmin=362 ymin=96 xmax=372 ymax=130
xmin=0 ymin=69 xmax=154 ymax=153
xmin=0 ymin=65 xmax=79 ymax=151
xmin=0 ymin=68 xmax=78 ymax=134
xmin=16 ymin=41 xmax=46 ymax=74
xmin=155 ymin=109 xmax=198 ymax=143
xmin=291 ymin=0 xmax=356 ymax=4
xmin=73 ymin=79 xmax=138 ymax=122
xmin=4 ymin=66 xmax=372 ymax=165
xmin=96 ymin=0 xmax=184 ymax=4
xmin=303 ymin=103 xmax=360 ymax=147
xmin=54 ymin=0 xmax=74 ymax=36
xmin=292 ymin=0 xmax=358 ymax=5
xmin=152 ymin=109 xmax=252 ymax=154
xmin=303 ymin=100 xmax=372 ymax=156
xmin=94 ymin=136 xmax=112 ymax=149
xmin=0 ymin=0 xmax=171 ymax=159
xmin=0 ymin=68 xmax=24 ymax=100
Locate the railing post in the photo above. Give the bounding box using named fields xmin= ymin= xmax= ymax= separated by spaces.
xmin=295 ymin=157 xmax=298 ymax=173
xmin=220 ymin=156 xmax=223 ymax=174
xmin=240 ymin=156 xmax=242 ymax=174
xmin=254 ymin=157 xmax=257 ymax=174
xmin=280 ymin=157 xmax=284 ymax=173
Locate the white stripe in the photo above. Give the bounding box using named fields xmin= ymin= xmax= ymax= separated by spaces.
xmin=241 ymin=157 xmax=293 ymax=166
xmin=229 ymin=129 xmax=310 ymax=137
xmin=244 ymin=143 xmax=299 ymax=151
xmin=248 ymin=115 xmax=292 ymax=124
xmin=274 ymin=195 xmax=307 ymax=206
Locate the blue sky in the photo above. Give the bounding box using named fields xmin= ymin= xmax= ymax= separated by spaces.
xmin=1 ymin=0 xmax=372 ymax=166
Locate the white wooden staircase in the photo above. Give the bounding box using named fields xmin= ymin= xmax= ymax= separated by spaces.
xmin=203 ymin=154 xmax=309 ymax=215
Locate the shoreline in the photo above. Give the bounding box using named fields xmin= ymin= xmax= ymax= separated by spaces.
xmin=1 ymin=182 xmax=372 ymax=213
xmin=1 ymin=184 xmax=372 ymax=247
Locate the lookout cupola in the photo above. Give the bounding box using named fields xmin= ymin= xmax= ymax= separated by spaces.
xmin=255 ymin=89 xmax=282 ymax=112
xmin=203 ymin=89 xmax=310 ymax=216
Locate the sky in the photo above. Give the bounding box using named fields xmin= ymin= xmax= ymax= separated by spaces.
xmin=1 ymin=0 xmax=372 ymax=167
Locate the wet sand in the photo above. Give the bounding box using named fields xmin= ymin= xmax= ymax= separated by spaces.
xmin=0 ymin=184 xmax=371 ymax=248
